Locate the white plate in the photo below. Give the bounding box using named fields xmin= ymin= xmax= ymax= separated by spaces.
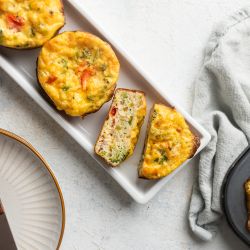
xmin=0 ymin=0 xmax=211 ymax=203
xmin=0 ymin=129 xmax=65 ymax=250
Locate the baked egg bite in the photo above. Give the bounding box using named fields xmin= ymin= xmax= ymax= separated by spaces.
xmin=0 ymin=0 xmax=65 ymax=49
xmin=37 ymin=31 xmax=120 ymax=117
xmin=139 ymin=104 xmax=200 ymax=179
xmin=95 ymin=88 xmax=146 ymax=167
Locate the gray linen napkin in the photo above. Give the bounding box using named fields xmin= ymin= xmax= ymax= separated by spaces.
xmin=188 ymin=7 xmax=250 ymax=241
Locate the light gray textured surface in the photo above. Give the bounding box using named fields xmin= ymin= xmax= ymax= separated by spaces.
xmin=0 ymin=0 xmax=249 ymax=249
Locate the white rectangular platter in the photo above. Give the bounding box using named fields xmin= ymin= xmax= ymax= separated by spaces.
xmin=0 ymin=0 xmax=211 ymax=204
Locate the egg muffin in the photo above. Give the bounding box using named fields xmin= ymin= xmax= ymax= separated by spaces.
xmin=0 ymin=0 xmax=65 ymax=49
xmin=139 ymin=104 xmax=200 ymax=179
xmin=37 ymin=31 xmax=120 ymax=117
xmin=245 ymin=179 xmax=250 ymax=231
xmin=95 ymin=88 xmax=146 ymax=167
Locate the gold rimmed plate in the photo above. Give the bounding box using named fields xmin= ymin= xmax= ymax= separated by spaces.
xmin=0 ymin=129 xmax=65 ymax=250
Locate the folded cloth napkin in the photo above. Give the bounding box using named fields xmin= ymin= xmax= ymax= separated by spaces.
xmin=188 ymin=7 xmax=250 ymax=241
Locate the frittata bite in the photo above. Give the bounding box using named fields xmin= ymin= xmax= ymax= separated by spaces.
xmin=0 ymin=0 xmax=65 ymax=49
xmin=95 ymin=88 xmax=146 ymax=167
xmin=37 ymin=31 xmax=120 ymax=117
xmin=245 ymin=179 xmax=250 ymax=231
xmin=139 ymin=104 xmax=200 ymax=179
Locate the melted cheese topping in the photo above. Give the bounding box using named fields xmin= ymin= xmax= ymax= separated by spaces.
xmin=95 ymin=89 xmax=146 ymax=166
xmin=37 ymin=31 xmax=120 ymax=116
xmin=139 ymin=104 xmax=199 ymax=179
xmin=0 ymin=0 xmax=65 ymax=48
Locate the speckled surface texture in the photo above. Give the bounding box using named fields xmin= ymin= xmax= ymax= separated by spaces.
xmin=0 ymin=1 xmax=250 ymax=249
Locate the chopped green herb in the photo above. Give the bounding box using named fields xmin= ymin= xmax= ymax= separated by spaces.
xmin=75 ymin=48 xmax=92 ymax=60
xmin=159 ymin=155 xmax=168 ymax=164
xmin=75 ymin=51 xmax=80 ymax=59
xmin=121 ymin=92 xmax=128 ymax=99
xmin=100 ymin=63 xmax=107 ymax=71
xmin=62 ymin=86 xmax=70 ymax=91
xmin=81 ymin=48 xmax=92 ymax=59
xmin=59 ymin=58 xmax=68 ymax=68
xmin=128 ymin=116 xmax=133 ymax=125
xmin=91 ymin=48 xmax=100 ymax=63
xmin=110 ymin=150 xmax=129 ymax=163
xmin=154 ymin=158 xmax=159 ymax=162
xmin=96 ymin=48 xmax=100 ymax=58
xmin=100 ymin=151 xmax=106 ymax=157
xmin=30 ymin=27 xmax=36 ymax=37
xmin=155 ymin=149 xmax=168 ymax=164
xmin=116 ymin=125 xmax=122 ymax=131
xmin=87 ymin=95 xmax=94 ymax=101
xmin=152 ymin=110 xmax=157 ymax=119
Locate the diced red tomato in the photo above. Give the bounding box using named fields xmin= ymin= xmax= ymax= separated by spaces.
xmin=80 ymin=68 xmax=95 ymax=91
xmin=110 ymin=107 xmax=117 ymax=116
xmin=76 ymin=62 xmax=95 ymax=91
xmin=77 ymin=61 xmax=87 ymax=73
xmin=6 ymin=13 xmax=25 ymax=31
xmin=47 ymin=75 xmax=57 ymax=84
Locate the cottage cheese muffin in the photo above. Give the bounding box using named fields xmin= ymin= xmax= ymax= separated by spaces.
xmin=37 ymin=31 xmax=120 ymax=116
xmin=139 ymin=104 xmax=200 ymax=179
xmin=95 ymin=88 xmax=146 ymax=166
xmin=0 ymin=0 xmax=65 ymax=48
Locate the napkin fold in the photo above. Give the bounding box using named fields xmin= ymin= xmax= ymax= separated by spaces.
xmin=188 ymin=7 xmax=250 ymax=241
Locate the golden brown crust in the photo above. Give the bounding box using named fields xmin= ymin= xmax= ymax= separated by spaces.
xmin=37 ymin=77 xmax=116 ymax=119
xmin=189 ymin=134 xmax=200 ymax=159
xmin=114 ymin=88 xmax=146 ymax=95
xmin=94 ymin=88 xmax=146 ymax=167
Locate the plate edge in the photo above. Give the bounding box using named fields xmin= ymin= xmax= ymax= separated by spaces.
xmin=222 ymin=145 xmax=250 ymax=246
xmin=0 ymin=128 xmax=65 ymax=250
